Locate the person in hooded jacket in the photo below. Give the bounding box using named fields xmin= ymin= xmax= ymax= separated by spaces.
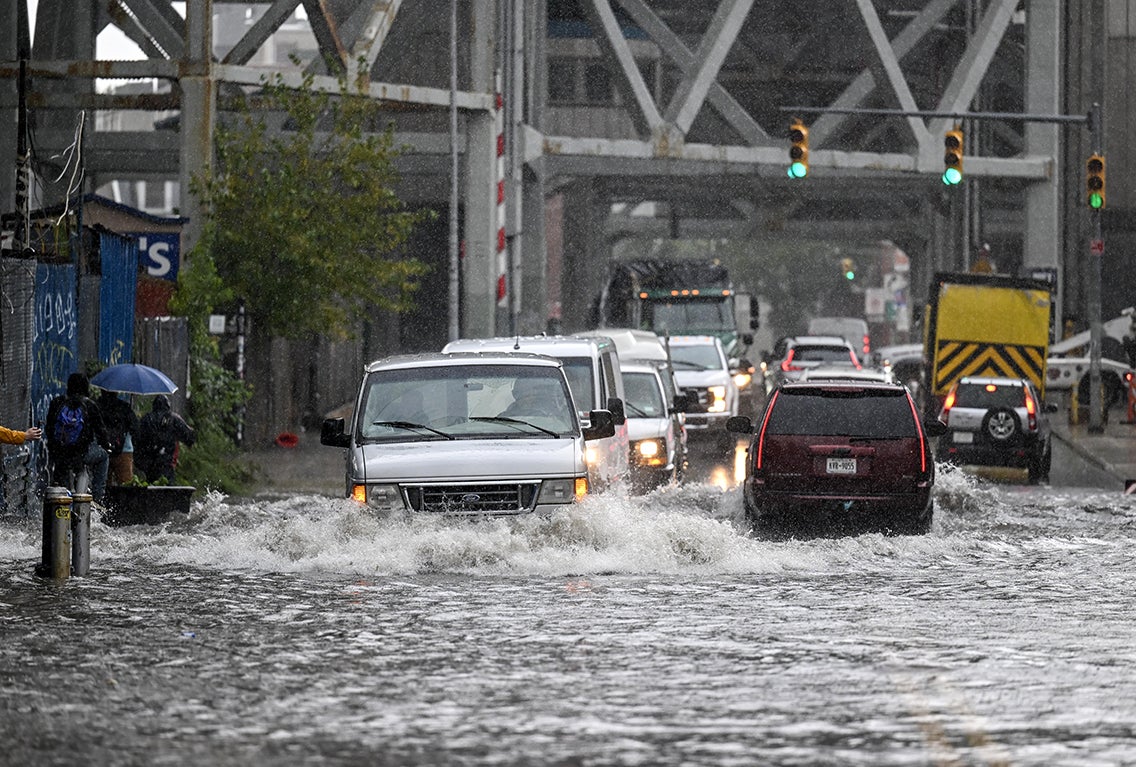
xmin=135 ymin=395 xmax=196 ymax=484
xmin=45 ymin=372 xmax=111 ymax=501
xmin=97 ymin=389 xmax=140 ymax=486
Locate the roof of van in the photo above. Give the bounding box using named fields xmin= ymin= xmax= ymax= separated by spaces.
xmin=575 ymin=328 xmax=667 ymax=360
xmin=364 ymin=351 xmax=562 ymax=373
xmin=442 ymin=335 xmax=614 ymax=355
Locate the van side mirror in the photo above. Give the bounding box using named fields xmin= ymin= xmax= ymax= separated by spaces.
xmin=726 ymin=415 xmax=753 ymax=434
xmin=607 ymin=397 xmax=627 ymax=425
xmin=320 ymin=417 xmax=351 ymax=448
xmin=584 ymin=409 xmax=616 ymax=440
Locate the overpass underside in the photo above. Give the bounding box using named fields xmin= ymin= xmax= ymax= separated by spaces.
xmin=0 ymin=0 xmax=1100 ymax=345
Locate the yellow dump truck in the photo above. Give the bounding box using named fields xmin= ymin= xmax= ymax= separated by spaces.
xmin=923 ymin=272 xmax=1053 ymax=413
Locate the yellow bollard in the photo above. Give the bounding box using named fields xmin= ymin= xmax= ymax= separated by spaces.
xmin=36 ymin=487 xmax=72 ymax=580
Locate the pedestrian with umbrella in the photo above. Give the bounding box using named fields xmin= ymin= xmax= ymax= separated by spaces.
xmin=97 ymin=388 xmax=139 ymax=485
xmin=90 ymin=363 xmax=183 ymax=485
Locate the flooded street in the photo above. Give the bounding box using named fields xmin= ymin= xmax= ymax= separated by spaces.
xmin=3 ymin=461 xmax=1136 ymax=766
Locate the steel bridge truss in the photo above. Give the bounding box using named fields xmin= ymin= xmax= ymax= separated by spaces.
xmin=0 ymin=0 xmax=1064 ymax=335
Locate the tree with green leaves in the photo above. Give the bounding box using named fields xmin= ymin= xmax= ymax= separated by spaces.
xmin=193 ymin=69 xmax=432 ymax=339
xmin=173 ymin=68 xmax=434 ymax=490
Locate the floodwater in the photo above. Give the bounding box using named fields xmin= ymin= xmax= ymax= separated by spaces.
xmin=3 ymin=463 xmax=1136 ymax=766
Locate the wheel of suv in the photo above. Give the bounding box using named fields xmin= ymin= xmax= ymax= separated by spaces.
xmin=1027 ymin=442 xmax=1053 ymax=485
xmin=982 ymin=407 xmax=1020 ymax=442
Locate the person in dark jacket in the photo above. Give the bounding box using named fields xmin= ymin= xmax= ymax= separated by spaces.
xmin=45 ymin=372 xmax=111 ymax=501
xmin=135 ymin=395 xmax=196 ymax=484
xmin=97 ymin=389 xmax=140 ymax=486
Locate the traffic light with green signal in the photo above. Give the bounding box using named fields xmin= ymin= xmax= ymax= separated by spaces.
xmin=840 ymin=258 xmax=856 ymax=281
xmin=942 ymin=128 xmax=963 ymax=185
xmin=788 ymin=121 xmax=809 ymax=178
xmin=1086 ymin=154 xmax=1106 ymax=209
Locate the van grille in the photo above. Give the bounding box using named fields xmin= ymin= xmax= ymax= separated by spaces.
xmin=404 ymin=483 xmax=540 ymax=514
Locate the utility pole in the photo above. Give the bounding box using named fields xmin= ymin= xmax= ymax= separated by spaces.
xmin=1087 ymin=102 xmax=1104 ymax=433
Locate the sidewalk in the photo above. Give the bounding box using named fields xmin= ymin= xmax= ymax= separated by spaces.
xmin=1050 ymin=408 xmax=1136 ymax=488
xmin=238 ymin=430 xmax=346 ymax=497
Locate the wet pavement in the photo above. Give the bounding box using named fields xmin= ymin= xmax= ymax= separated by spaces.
xmin=1050 ymin=407 xmax=1136 ymax=490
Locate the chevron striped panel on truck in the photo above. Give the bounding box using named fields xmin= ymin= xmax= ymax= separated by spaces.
xmin=932 ymin=340 xmax=1048 ymax=395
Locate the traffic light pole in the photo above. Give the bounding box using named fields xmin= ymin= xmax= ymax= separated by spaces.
xmin=1088 ymin=102 xmax=1104 ymax=434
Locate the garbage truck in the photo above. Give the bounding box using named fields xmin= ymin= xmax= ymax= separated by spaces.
xmin=922 ymin=271 xmax=1053 ymax=415
xmin=591 ymin=258 xmax=758 ymax=360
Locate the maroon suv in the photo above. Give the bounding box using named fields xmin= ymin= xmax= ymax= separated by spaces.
xmin=727 ymin=381 xmax=946 ymax=536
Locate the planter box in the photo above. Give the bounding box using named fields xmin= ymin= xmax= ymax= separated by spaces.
xmin=103 ymin=485 xmax=196 ymax=527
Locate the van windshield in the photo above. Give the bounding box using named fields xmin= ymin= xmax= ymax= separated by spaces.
xmin=357 ymin=364 xmax=577 ymax=441
xmin=669 ymin=343 xmax=724 ymax=371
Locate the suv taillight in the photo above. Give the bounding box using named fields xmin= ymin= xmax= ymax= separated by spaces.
xmin=754 ymin=391 xmax=779 ymax=472
xmin=939 ymin=386 xmax=957 ymax=422
xmin=1023 ymin=387 xmax=1037 ymax=430
xmin=781 ymin=350 xmax=802 ymax=372
xmin=906 ymin=392 xmax=930 ymax=475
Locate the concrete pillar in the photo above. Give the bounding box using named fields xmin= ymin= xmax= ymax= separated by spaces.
xmin=1024 ymin=0 xmax=1063 ymax=329
xmin=461 ymin=0 xmax=499 ymax=337
xmin=178 ymin=0 xmax=215 ymax=258
xmin=520 ymin=164 xmax=548 ymax=333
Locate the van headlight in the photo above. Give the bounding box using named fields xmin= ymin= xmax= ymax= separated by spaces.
xmin=353 ymin=483 xmax=404 ymax=509
xmin=708 ymin=385 xmax=727 ymax=412
xmin=634 ymin=439 xmax=665 ymax=466
xmin=539 ymin=478 xmax=585 ymax=503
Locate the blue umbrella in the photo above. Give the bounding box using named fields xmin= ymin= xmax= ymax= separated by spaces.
xmin=90 ymin=363 xmax=178 ymax=395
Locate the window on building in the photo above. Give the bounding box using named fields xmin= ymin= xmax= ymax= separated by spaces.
xmin=548 ymin=58 xmax=577 ymax=104
xmin=583 ymin=62 xmax=614 ymax=104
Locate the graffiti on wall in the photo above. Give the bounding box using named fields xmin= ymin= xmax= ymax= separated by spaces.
xmin=31 ymin=263 xmax=78 ymax=425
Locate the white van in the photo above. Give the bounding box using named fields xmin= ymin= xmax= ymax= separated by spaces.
xmin=319 ymin=352 xmax=615 ymax=514
xmin=442 ymin=335 xmax=630 ymax=492
xmin=621 ymin=360 xmax=687 ymax=492
xmin=807 ymin=316 xmax=871 ymax=357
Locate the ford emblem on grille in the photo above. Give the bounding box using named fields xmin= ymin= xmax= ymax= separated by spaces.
xmin=461 ymin=493 xmax=481 ymax=504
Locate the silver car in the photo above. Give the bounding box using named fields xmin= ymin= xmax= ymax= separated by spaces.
xmin=937 ymin=376 xmax=1055 ymax=485
xmin=320 ymin=352 xmax=615 ymax=514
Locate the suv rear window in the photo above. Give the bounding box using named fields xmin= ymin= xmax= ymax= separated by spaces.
xmin=794 ymin=345 xmax=854 ymax=363
xmin=953 ymin=382 xmax=1023 ymax=409
xmin=766 ymin=387 xmax=917 ymax=438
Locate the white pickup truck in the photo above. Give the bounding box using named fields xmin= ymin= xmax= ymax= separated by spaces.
xmin=1046 ymin=309 xmax=1135 ymax=408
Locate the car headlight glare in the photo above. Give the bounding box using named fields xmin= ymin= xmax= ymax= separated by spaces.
xmin=708 ymin=385 xmax=727 ymax=412
xmin=585 ymin=445 xmax=600 ymax=465
xmin=733 ymin=372 xmax=752 ymax=389
xmin=637 ymin=439 xmax=660 ymax=458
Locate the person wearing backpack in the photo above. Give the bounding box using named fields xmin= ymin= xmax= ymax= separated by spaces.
xmin=97 ymin=388 xmax=139 ymax=486
xmin=135 ymin=394 xmax=196 ymax=484
xmin=45 ymin=372 xmax=111 ymax=501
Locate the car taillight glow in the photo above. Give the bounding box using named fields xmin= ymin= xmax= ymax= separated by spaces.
xmin=781 ymin=350 xmax=801 ymax=372
xmin=755 ymin=391 xmax=779 ymax=471
xmin=905 ymin=392 xmax=928 ymax=474
xmin=848 ymin=351 xmax=862 ymax=369
xmin=1024 ymin=388 xmax=1037 ymax=430
xmin=940 ymin=387 xmax=957 ymax=420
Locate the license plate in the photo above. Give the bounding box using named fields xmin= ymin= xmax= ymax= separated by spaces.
xmin=826 ymin=457 xmax=857 ymax=475
xmin=953 ymin=431 xmax=974 ymax=444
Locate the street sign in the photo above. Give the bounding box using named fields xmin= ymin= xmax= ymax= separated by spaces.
xmin=1090 ymin=238 xmax=1104 ymax=256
